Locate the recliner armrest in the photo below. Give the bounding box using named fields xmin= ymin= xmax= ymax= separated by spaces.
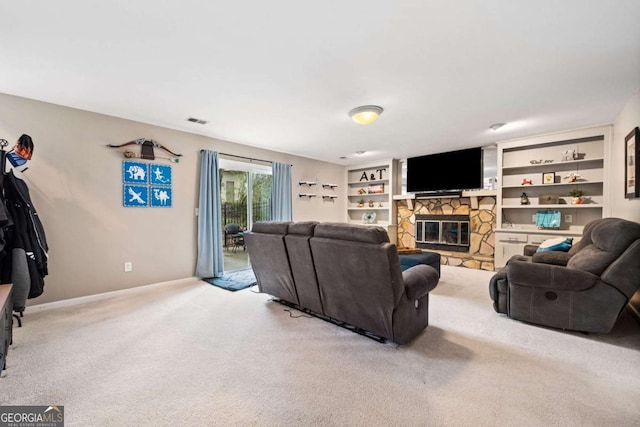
xmin=402 ymin=264 xmax=439 ymax=300
xmin=531 ymin=251 xmax=572 ymax=266
xmin=507 ymin=259 xmax=599 ymax=291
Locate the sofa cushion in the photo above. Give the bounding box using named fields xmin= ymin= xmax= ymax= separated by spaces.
xmin=252 ymin=221 xmax=291 ymax=235
xmin=288 ymin=221 xmax=318 ymax=236
xmin=314 ymin=222 xmax=389 ymax=244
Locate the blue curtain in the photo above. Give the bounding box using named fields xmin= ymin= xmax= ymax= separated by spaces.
xmin=271 ymin=162 xmax=292 ymax=221
xmin=195 ymin=150 xmax=224 ymax=278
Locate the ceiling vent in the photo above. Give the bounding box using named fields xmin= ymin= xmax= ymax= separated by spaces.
xmin=186 ymin=117 xmax=208 ymax=125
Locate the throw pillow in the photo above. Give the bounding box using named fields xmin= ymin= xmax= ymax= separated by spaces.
xmin=536 ymin=237 xmax=573 ymax=252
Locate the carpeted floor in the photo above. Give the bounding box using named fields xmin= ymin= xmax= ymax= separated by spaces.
xmin=203 ymin=268 xmax=256 ymax=291
xmin=1 ymin=266 xmax=638 ymax=426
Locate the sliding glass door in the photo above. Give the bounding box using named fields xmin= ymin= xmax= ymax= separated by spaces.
xmin=219 ymin=159 xmax=272 ymax=272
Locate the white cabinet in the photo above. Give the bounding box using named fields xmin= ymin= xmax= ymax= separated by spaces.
xmin=494 ymin=126 xmax=611 ymax=268
xmin=345 ymin=160 xmax=399 ymax=233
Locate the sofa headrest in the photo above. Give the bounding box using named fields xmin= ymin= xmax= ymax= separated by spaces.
xmin=288 ymin=221 xmax=319 ymax=236
xmin=567 ymin=218 xmax=640 ymax=275
xmin=314 ymin=222 xmax=390 ymax=244
xmin=251 ymin=221 xmax=291 ymax=235
xmin=590 ymin=218 xmax=640 ymax=254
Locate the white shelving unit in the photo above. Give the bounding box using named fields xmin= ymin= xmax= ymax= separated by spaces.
xmin=345 ymin=160 xmax=399 ymax=239
xmin=495 ymin=125 xmax=612 ymax=268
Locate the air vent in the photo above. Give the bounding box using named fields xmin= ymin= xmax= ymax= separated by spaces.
xmin=186 ymin=117 xmax=208 ymax=125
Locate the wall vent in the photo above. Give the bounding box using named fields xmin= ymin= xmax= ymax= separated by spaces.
xmin=186 ymin=117 xmax=208 ymax=125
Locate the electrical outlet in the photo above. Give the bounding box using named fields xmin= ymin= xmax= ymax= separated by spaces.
xmin=532 ymin=214 xmax=537 ymax=223
xmin=564 ymin=214 xmax=573 ymax=223
xmin=124 ymin=262 xmax=132 ymax=272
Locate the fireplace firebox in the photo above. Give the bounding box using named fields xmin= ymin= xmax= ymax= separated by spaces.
xmin=415 ymin=214 xmax=470 ymax=252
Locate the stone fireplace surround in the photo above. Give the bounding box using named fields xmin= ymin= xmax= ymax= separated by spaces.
xmin=396 ymin=195 xmax=496 ymax=271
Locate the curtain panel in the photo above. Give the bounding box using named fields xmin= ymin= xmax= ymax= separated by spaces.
xmin=195 ymin=150 xmax=224 ymax=278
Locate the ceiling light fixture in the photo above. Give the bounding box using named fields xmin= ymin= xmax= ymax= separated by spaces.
xmin=349 ymin=105 xmax=383 ymax=125
xmin=489 ymin=122 xmax=506 ymax=131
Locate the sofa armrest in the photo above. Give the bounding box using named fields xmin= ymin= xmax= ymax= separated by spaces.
xmin=523 ymin=244 xmax=539 ymax=256
xmin=402 ymin=264 xmax=439 ymax=300
xmin=531 ymin=251 xmax=572 ymax=266
xmin=507 ymin=259 xmax=599 ymax=291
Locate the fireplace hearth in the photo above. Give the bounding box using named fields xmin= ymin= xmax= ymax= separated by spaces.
xmin=415 ymin=214 xmax=470 ymax=252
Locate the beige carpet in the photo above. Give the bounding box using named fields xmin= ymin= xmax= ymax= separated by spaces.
xmin=1 ymin=266 xmax=638 ymax=426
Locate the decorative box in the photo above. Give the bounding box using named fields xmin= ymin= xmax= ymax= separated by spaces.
xmin=538 ymin=194 xmax=559 ymax=205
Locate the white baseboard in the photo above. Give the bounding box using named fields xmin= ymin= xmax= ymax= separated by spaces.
xmin=26 ymin=277 xmax=199 ymax=313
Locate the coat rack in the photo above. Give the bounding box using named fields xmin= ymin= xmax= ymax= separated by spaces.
xmin=0 ymin=138 xmax=23 ymax=327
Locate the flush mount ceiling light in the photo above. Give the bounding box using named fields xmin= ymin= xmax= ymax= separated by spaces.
xmin=489 ymin=122 xmax=506 ymax=131
xmin=349 ymin=105 xmax=383 ymax=125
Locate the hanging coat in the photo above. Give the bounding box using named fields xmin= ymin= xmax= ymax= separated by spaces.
xmin=0 ymin=170 xmax=49 ymax=312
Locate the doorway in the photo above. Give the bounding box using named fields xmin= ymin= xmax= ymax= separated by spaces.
xmin=219 ymin=159 xmax=272 ymax=272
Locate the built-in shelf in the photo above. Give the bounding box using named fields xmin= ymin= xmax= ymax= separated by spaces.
xmin=503 ymin=180 xmax=603 ymax=189
xmin=502 ymin=157 xmax=604 ymax=171
xmin=346 ymin=160 xmax=398 ymax=241
xmin=502 ymin=204 xmax=601 ymax=209
xmin=494 ymin=125 xmax=611 ymax=268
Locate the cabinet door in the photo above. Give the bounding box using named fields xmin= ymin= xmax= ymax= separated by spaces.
xmin=495 ymin=241 xmax=526 ymax=268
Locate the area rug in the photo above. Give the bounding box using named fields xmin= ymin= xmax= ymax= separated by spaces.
xmin=203 ymin=268 xmax=257 ymax=292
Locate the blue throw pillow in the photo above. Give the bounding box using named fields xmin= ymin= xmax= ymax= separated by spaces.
xmin=536 ymin=237 xmax=573 ymax=252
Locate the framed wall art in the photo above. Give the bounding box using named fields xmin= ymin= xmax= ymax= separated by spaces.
xmin=367 ymin=183 xmax=385 ymax=194
xmin=542 ymin=172 xmax=556 ymax=185
xmin=625 ymin=126 xmax=639 ymax=199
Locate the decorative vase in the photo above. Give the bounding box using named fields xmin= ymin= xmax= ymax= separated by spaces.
xmin=571 ymin=196 xmax=583 ymax=205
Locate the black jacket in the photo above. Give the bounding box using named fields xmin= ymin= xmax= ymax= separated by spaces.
xmin=0 ymin=170 xmax=49 ymax=309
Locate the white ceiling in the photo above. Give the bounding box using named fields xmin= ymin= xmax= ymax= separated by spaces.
xmin=1 ymin=1 xmax=639 ymax=165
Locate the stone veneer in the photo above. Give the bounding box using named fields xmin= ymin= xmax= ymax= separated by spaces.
xmin=397 ymin=196 xmax=497 ymax=271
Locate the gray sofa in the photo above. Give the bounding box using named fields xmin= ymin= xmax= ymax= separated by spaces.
xmin=489 ymin=217 xmax=640 ymax=333
xmin=244 ymin=221 xmax=440 ymax=344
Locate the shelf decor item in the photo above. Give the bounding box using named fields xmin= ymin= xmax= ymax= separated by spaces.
xmin=625 ymin=127 xmax=639 ymax=199
xmin=538 ymin=193 xmax=559 ymax=205
xmin=362 ymin=211 xmax=377 ymax=224
xmin=368 ymin=183 xmax=385 ymax=194
xmin=563 ymin=172 xmax=582 ymax=182
xmin=542 ymin=172 xmax=556 ymax=184
xmin=569 ymin=189 xmax=584 ymax=205
xmin=521 ymin=178 xmax=533 ymax=185
xmin=561 ymin=149 xmax=577 ymax=161
xmin=535 ymin=210 xmax=561 ymax=230
xmin=357 ymin=199 xmax=365 ymax=207
xmin=520 ymin=193 xmax=530 ymax=205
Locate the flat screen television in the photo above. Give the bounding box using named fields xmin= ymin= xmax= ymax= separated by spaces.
xmin=407 ymin=147 xmax=483 ymax=193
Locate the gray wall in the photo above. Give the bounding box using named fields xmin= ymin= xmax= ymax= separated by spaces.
xmin=611 ymin=89 xmax=640 ymax=222
xmin=0 ymin=92 xmax=345 ymax=304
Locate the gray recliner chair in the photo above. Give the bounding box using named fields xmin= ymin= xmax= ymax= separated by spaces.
xmin=489 ymin=217 xmax=640 ymax=333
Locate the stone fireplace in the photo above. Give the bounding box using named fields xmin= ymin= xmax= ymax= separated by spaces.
xmin=397 ymin=195 xmax=496 ymax=270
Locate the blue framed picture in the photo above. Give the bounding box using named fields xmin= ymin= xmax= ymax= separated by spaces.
xmin=150 ymin=164 xmax=172 ymax=185
xmin=123 ymin=161 xmax=149 ymax=184
xmin=123 ymin=185 xmax=149 ymax=207
xmin=150 ymin=186 xmax=172 ymax=207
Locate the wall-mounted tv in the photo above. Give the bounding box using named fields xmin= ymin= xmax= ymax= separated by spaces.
xmin=407 ymin=147 xmax=483 ymax=193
